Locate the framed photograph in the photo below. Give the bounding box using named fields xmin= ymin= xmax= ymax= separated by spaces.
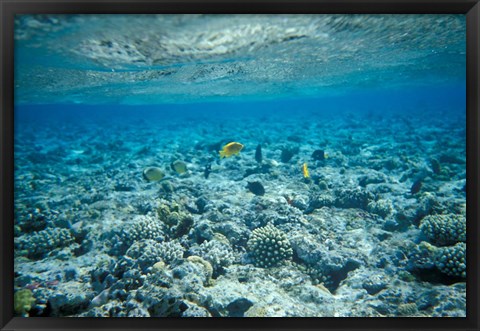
xmin=1 ymin=1 xmax=479 ymax=331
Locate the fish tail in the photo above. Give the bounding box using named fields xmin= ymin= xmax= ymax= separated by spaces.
xmin=219 ymin=150 xmax=225 ymax=158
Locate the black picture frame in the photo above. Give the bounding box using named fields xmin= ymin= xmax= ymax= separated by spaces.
xmin=1 ymin=1 xmax=479 ymax=331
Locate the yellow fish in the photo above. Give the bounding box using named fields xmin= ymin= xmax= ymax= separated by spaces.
xmin=219 ymin=142 xmax=244 ymax=158
xmin=302 ymin=163 xmax=310 ymax=178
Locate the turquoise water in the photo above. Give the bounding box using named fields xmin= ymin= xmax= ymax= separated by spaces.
xmin=13 ymin=15 xmax=467 ymax=318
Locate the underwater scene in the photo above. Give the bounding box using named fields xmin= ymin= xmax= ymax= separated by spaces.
xmin=13 ymin=14 xmax=466 ymax=317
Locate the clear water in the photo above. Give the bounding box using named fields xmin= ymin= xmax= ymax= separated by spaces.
xmin=13 ymin=14 xmax=466 ymax=318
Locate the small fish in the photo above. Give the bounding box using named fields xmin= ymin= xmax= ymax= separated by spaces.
xmin=219 ymin=142 xmax=244 ymax=158
xmin=255 ymin=144 xmax=262 ymax=163
xmin=171 ymin=160 xmax=187 ymax=174
xmin=311 ymin=150 xmax=325 ymax=161
xmin=143 ymin=167 xmax=165 ymax=182
xmin=71 ymin=149 xmax=84 ymax=155
xmin=411 ymin=179 xmax=422 ymax=194
xmin=247 ymin=181 xmax=265 ymax=196
xmin=204 ymin=163 xmax=211 ymax=179
xmin=430 ymin=158 xmax=441 ymax=175
xmin=302 ymin=163 xmax=310 ymax=178
xmin=45 ymin=280 xmax=59 ymax=288
xmin=280 ymin=146 xmax=298 ymax=163
xmin=90 ymin=288 xmax=110 ymax=308
xmin=25 ymin=282 xmax=41 ymax=290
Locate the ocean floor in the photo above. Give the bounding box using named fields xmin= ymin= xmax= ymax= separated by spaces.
xmin=13 ymin=102 xmax=466 ymax=317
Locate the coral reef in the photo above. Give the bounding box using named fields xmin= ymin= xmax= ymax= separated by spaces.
xmin=406 ymin=241 xmax=437 ymax=272
xmin=397 ymin=302 xmax=418 ymax=316
xmin=305 ymin=193 xmax=335 ymax=213
xmin=434 ymin=242 xmax=466 ymax=279
xmin=16 ymin=227 xmax=75 ymax=259
xmin=156 ymin=240 xmax=185 ymax=264
xmin=187 ymin=256 xmax=214 ymax=285
xmin=419 ymin=214 xmax=466 ymax=246
xmin=247 ymin=224 xmax=293 ymax=268
xmin=14 ymin=289 xmax=36 ymax=316
xmin=335 ymin=188 xmax=374 ymax=210
xmin=158 ymin=202 xmax=194 ymax=238
xmin=367 ymin=199 xmax=393 ymax=218
xmin=188 ymin=236 xmax=235 ymax=276
xmin=125 ymin=239 xmax=171 ymax=273
xmin=112 ymin=215 xmax=164 ymax=255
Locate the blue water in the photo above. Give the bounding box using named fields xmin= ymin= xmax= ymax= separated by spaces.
xmin=15 ymin=84 xmax=466 ymax=154
xmin=13 ymin=14 xmax=467 ymax=318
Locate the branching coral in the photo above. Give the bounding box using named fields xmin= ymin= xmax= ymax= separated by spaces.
xmin=189 ymin=237 xmax=235 ymax=276
xmin=116 ymin=216 xmax=164 ymax=252
xmin=156 ymin=240 xmax=185 ymax=264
